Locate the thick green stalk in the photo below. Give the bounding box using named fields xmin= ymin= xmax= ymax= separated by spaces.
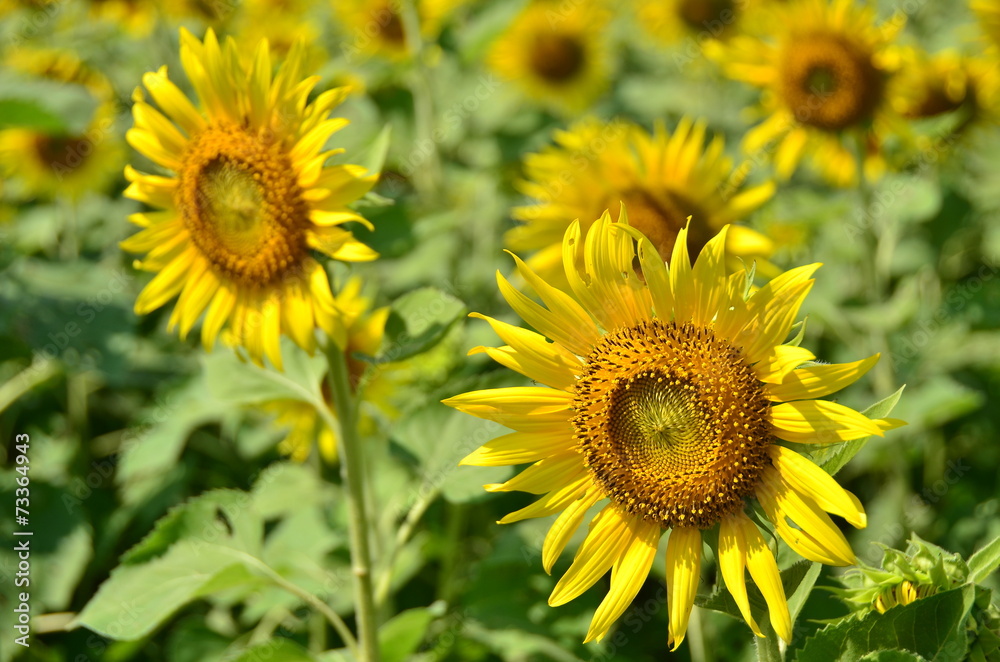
xmin=325 ymin=342 xmax=381 ymax=662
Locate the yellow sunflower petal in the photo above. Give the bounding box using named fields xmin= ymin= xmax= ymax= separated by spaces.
xmin=584 ymin=519 xmax=660 ymax=643
xmin=484 ymin=451 xmax=585 ymax=494
xmin=738 ymin=513 xmax=792 ymax=643
xmin=459 ymin=430 xmax=575 ymax=467
xmin=689 ymin=224 xmax=729 ymax=326
xmin=549 ymin=506 xmax=634 ymax=607
xmin=543 ymin=488 xmax=604 ymax=574
xmin=757 ymin=468 xmax=856 ymax=566
xmin=719 ymin=514 xmax=763 ymax=638
xmin=666 ymin=527 xmax=701 ymax=651
xmin=753 ymin=345 xmax=817 ymax=384
xmin=765 ymin=354 xmax=880 ymax=402
xmin=768 ymin=445 xmax=866 ymax=528
xmin=771 ymin=399 xmax=885 ymax=443
xmin=499 ymin=476 xmax=590 ymax=524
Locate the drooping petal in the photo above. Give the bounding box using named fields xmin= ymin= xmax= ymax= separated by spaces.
xmin=757 ymin=468 xmax=856 ymax=566
xmin=549 ymin=506 xmax=634 ymax=607
xmin=737 ymin=514 xmax=792 ymax=643
xmin=719 ymin=514 xmax=762 ymax=638
xmin=543 ymin=488 xmax=604 ymax=574
xmin=585 ymin=519 xmax=661 ymax=642
xmin=767 ymin=446 xmax=866 ymax=528
xmin=666 ymin=527 xmax=702 ymax=651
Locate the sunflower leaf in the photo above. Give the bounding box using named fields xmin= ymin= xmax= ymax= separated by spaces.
xmin=379 ymin=287 xmax=466 ymax=363
xmin=814 ymin=384 xmax=906 ymax=476
xmin=792 ymin=584 xmax=977 ymax=662
xmin=203 ymin=339 xmax=327 ymax=408
xmin=355 ymin=124 xmax=391 ymax=178
xmin=967 ymin=535 xmax=1000 ymax=585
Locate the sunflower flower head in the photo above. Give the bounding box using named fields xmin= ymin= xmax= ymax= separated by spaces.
xmin=488 ymin=0 xmax=609 ymax=114
xmin=445 ymin=208 xmax=904 ymax=648
xmin=122 ymin=28 xmax=379 ymax=369
xmin=0 ymin=47 xmax=124 ymax=200
xmin=509 ymin=116 xmax=776 ymax=287
xmin=263 ymin=276 xmax=391 ymax=463
xmin=705 ymin=0 xmax=908 ymax=187
xmin=891 ymin=48 xmax=1000 ymax=137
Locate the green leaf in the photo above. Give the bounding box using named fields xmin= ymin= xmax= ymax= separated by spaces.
xmin=793 ymin=585 xmax=977 ymax=662
xmin=858 ymin=651 xmax=928 ymax=662
xmin=203 ymin=339 xmax=327 ymax=407
xmin=393 ymin=402 xmax=513 ymax=503
xmin=379 ymin=287 xmax=466 ymax=363
xmin=378 ymin=607 xmax=435 ymax=662
xmin=72 ymin=541 xmax=261 ymax=641
xmin=117 ymin=378 xmax=230 ymax=506
xmin=0 ymin=98 xmax=66 ymax=132
xmin=968 ymin=535 xmax=1000 ymax=584
xmin=121 ymin=489 xmax=263 ymax=565
xmin=813 ymin=385 xmax=906 ymax=476
xmin=355 ymin=124 xmax=391 ymax=177
xmin=229 ymin=640 xmax=322 ymax=662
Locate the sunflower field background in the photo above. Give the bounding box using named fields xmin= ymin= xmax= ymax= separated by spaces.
xmin=1 ymin=0 xmax=999 ymax=660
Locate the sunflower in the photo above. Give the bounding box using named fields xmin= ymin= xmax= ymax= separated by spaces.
xmin=509 ymin=117 xmax=776 ymax=288
xmin=263 ymin=276 xmax=392 ymax=463
xmin=488 ymin=0 xmax=609 ymax=114
xmin=445 ymin=211 xmax=903 ymax=647
xmin=0 ymin=48 xmax=123 ymax=200
xmin=891 ymin=48 xmax=1000 ymax=132
xmin=334 ymin=0 xmax=467 ymax=60
xmin=972 ymin=0 xmax=1000 ymax=48
xmin=122 ymin=29 xmax=378 ymax=368
xmin=236 ymin=0 xmax=326 ymax=63
xmin=705 ymin=0 xmax=907 ymax=187
xmin=631 ymin=0 xmax=748 ymax=46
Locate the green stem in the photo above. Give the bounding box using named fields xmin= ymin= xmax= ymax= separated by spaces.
xmin=244 ymin=554 xmax=358 ymax=656
xmin=755 ymin=620 xmax=784 ymax=662
xmin=374 ymin=484 xmax=440 ymax=608
xmin=325 ymin=341 xmax=381 ymax=662
xmin=688 ymin=606 xmax=709 ymax=662
xmin=399 ymin=0 xmax=442 ymax=202
xmin=856 ymin=149 xmax=895 ymax=397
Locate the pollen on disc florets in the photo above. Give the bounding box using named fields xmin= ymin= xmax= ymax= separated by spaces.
xmin=573 ymin=319 xmax=773 ymax=529
xmin=177 ymin=121 xmax=310 ymax=288
xmin=779 ymin=32 xmax=884 ymax=131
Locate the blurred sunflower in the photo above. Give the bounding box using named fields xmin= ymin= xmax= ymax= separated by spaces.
xmin=0 ymin=48 xmax=123 ymax=200
xmin=972 ymin=0 xmax=1000 ymax=48
xmin=80 ymin=0 xmax=159 ymax=35
xmin=263 ymin=276 xmax=392 ymax=463
xmin=488 ymin=0 xmax=609 ymax=113
xmin=334 ymin=0 xmax=467 ymax=59
xmin=631 ymin=0 xmax=745 ymax=45
xmin=121 ymin=29 xmax=378 ymax=368
xmin=446 ymin=212 xmax=903 ymax=647
xmin=705 ymin=0 xmax=907 ymax=187
xmin=891 ymin=48 xmax=1000 ymax=133
xmin=509 ymin=117 xmax=776 ymax=287
xmin=237 ymin=0 xmax=326 ymax=63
